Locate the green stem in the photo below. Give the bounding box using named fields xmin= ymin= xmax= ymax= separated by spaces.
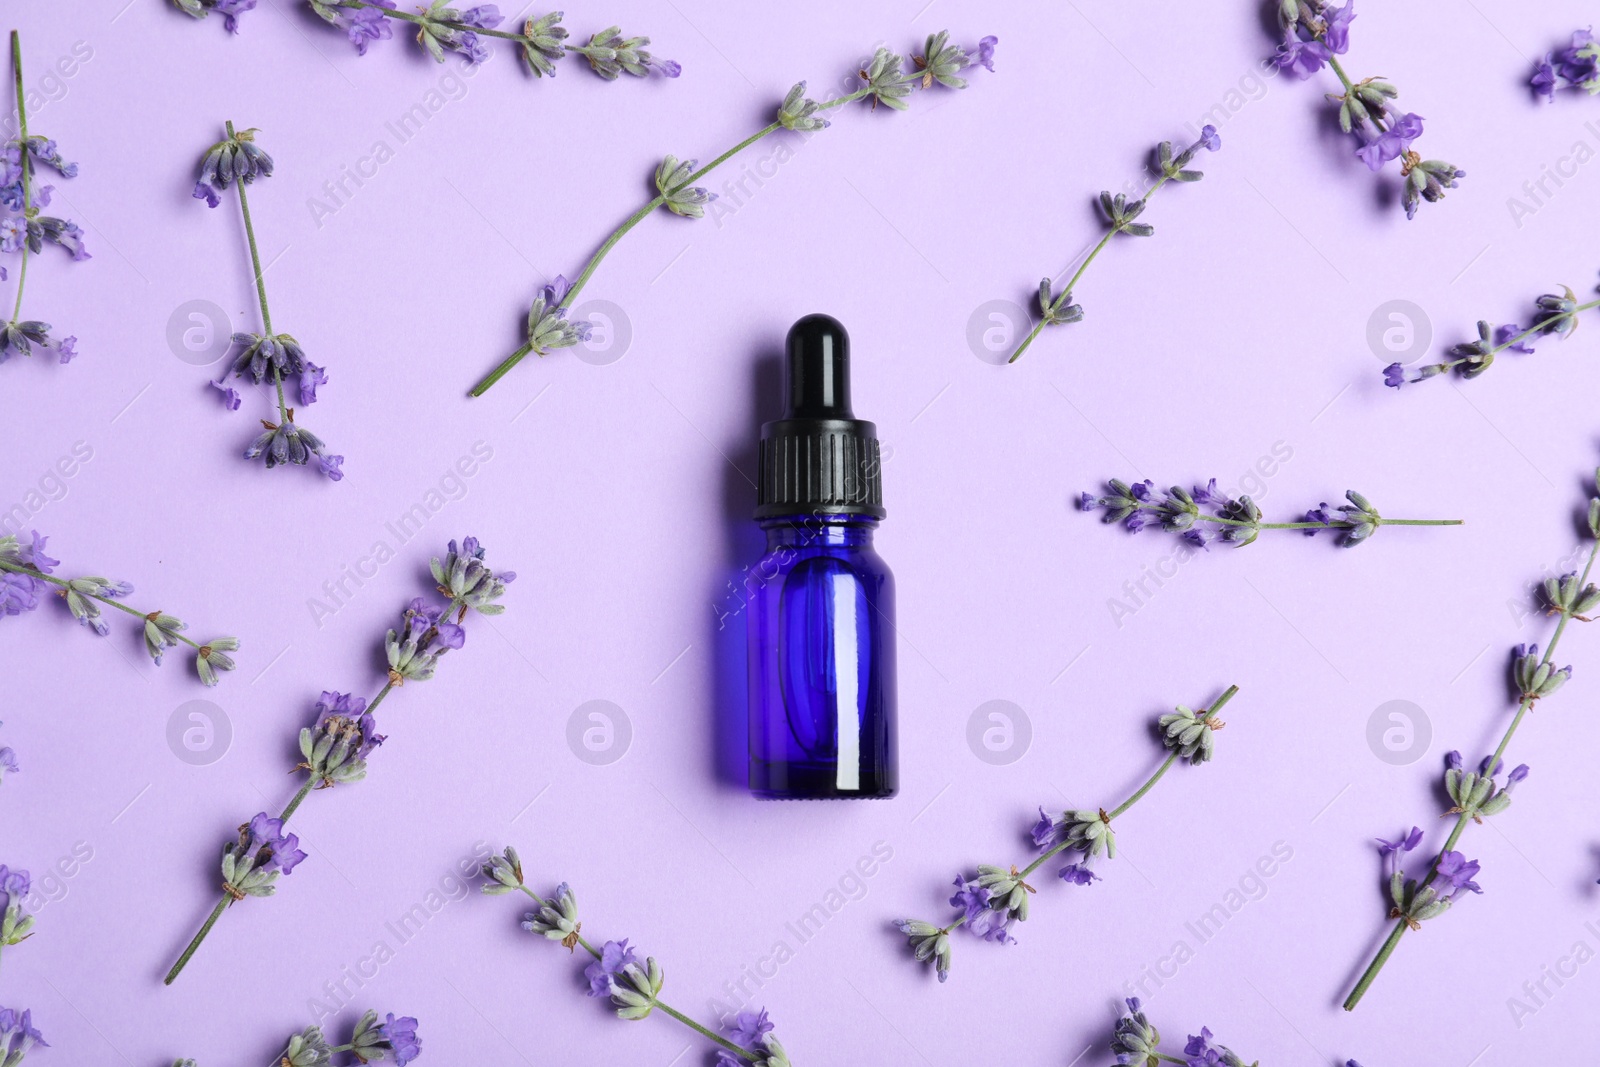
xmin=0 ymin=558 xmax=208 ymax=651
xmin=513 ymin=884 xmax=757 ymax=1061
xmin=1007 ymin=171 xmax=1176 ymax=364
xmin=1343 ymin=537 xmax=1600 ymax=1011
xmin=278 ymin=777 xmax=317 ymax=822
xmin=224 ymin=120 xmax=289 ymax=426
xmin=468 ymin=90 xmax=870 ymax=396
xmin=1121 ymin=503 xmax=1461 ymax=532
xmin=163 ymin=893 xmax=229 ymax=985
xmin=9 ymin=31 xmax=30 ymax=324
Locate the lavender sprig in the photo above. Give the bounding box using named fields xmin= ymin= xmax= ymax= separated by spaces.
xmin=480 ymin=850 xmax=790 ymax=1066
xmin=163 ymin=538 xmax=513 ymax=985
xmin=1383 ymin=273 xmax=1600 ymax=388
xmin=1108 ymin=998 xmax=1258 ymax=1067
xmin=1081 ymin=480 xmax=1461 ymax=548
xmin=176 ymin=0 xmax=682 ymax=82
xmin=0 ymin=531 xmax=239 ymax=686
xmin=469 ymin=30 xmax=998 ymax=395
xmin=1268 ymin=0 xmax=1463 ymax=219
xmin=0 ymin=866 xmax=34 ymax=976
xmin=1006 ymin=123 xmax=1221 ymax=363
xmin=0 ymin=1008 xmax=45 ymax=1065
xmin=2 ymin=32 xmax=86 ymax=369
xmin=171 ymin=1010 xmax=420 ymax=1067
xmin=1531 ymin=29 xmax=1599 ymax=101
xmin=1343 ymin=468 xmax=1600 ymax=1010
xmin=193 ymin=122 xmax=342 ymax=480
xmin=895 ymin=687 xmax=1238 ymax=983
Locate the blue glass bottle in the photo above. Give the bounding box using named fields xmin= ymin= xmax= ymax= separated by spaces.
xmin=747 ymin=315 xmax=898 ymax=799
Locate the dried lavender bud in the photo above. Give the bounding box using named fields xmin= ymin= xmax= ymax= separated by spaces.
xmin=893 ymin=920 xmax=952 ymax=982
xmin=1158 ymin=703 xmax=1222 ymax=763
xmin=280 ymin=1026 xmax=332 ymax=1067
xmin=609 ymin=956 xmax=665 ymax=1020
xmin=861 ymin=47 xmax=912 ymax=110
xmin=577 ymin=25 xmax=679 ymax=79
xmin=522 ymin=882 xmax=581 ymax=946
xmin=519 ymin=11 xmax=568 ymax=76
xmin=777 ymin=82 xmax=828 ymax=132
xmin=480 ymin=845 xmax=524 ymax=893
xmin=523 ymin=275 xmax=590 ymax=355
xmin=654 ymin=155 xmax=715 ymax=219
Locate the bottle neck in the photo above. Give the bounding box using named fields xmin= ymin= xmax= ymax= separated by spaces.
xmin=760 ymin=515 xmax=878 ymax=549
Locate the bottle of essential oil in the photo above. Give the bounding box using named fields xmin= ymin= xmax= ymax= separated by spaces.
xmin=747 ymin=314 xmax=897 ymax=799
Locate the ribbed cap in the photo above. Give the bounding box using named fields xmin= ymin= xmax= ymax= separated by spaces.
xmin=755 ymin=314 xmax=885 ymax=520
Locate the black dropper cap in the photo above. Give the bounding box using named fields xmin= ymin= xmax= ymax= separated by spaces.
xmin=756 ymin=314 xmax=886 ymax=520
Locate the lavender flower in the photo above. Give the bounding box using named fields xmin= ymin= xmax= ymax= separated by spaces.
xmin=1059 ymin=863 xmax=1099 ymax=886
xmin=280 ymin=1026 xmax=330 ymax=1067
xmin=0 ymin=866 xmax=35 ymax=957
xmin=170 ymin=0 xmax=256 ymax=31
xmin=1376 ymin=826 xmax=1422 ymax=880
xmin=1345 ymin=468 xmax=1600 ymax=1010
xmin=898 ymin=687 xmax=1238 ymax=982
xmin=1007 ymin=124 xmax=1219 ymax=362
xmin=298 ymin=691 xmax=383 ymax=786
xmin=584 ymin=938 xmax=641 ymax=996
xmin=522 ymin=275 xmax=591 ymax=356
xmin=479 ymin=845 xmax=524 ymax=893
xmin=1082 ymin=481 xmax=1459 ymax=546
xmin=2 ymin=35 xmax=86 ymax=371
xmin=654 ymin=155 xmax=715 ymax=219
xmin=1530 ymin=29 xmax=1600 ymax=100
xmin=470 ymin=29 xmax=996 ymax=394
xmin=1158 ymin=703 xmax=1224 ymax=763
xmin=349 ymin=1009 xmax=423 ymax=1066
xmin=195 ymin=124 xmax=341 ymax=479
xmin=1111 ymin=998 xmax=1161 ymax=1066
xmin=575 ymin=25 xmax=679 ymax=80
xmin=166 ymin=542 xmax=511 ymax=984
xmin=714 ymin=1011 xmax=792 ymax=1067
xmin=0 ymin=1008 xmax=46 ymax=1065
xmin=777 ymin=82 xmax=829 ymax=133
xmin=892 ymin=920 xmax=952 ymax=982
xmin=1267 ymin=1 xmax=1461 ymax=219
xmin=1107 ymin=1002 xmax=1253 ymax=1067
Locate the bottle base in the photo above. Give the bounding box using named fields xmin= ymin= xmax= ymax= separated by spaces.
xmin=748 ymin=759 xmax=897 ymax=800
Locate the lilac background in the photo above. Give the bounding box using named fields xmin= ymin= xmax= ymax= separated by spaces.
xmin=4 ymin=0 xmax=1600 ymax=1063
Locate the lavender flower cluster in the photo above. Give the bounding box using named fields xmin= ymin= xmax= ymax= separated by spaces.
xmin=0 ymin=532 xmax=239 ymax=686
xmin=1269 ymin=0 xmax=1462 ymax=218
xmin=1110 ymin=999 xmax=1257 ymax=1067
xmin=1383 ymin=273 xmax=1600 ymax=388
xmin=175 ymin=0 xmax=681 ymax=83
xmin=192 ymin=125 xmax=343 ymax=479
xmin=896 ymin=689 xmax=1236 ymax=982
xmin=1531 ymin=29 xmax=1599 ymax=101
xmin=0 ymin=1008 xmax=45 ymax=1066
xmin=0 ymin=865 xmax=35 ymax=967
xmin=2 ymin=33 xmax=87 ymax=367
xmin=481 ymin=849 xmax=790 ymax=1066
xmin=1081 ymin=480 xmax=1459 ymax=548
xmin=274 ymin=1011 xmax=421 ymax=1066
